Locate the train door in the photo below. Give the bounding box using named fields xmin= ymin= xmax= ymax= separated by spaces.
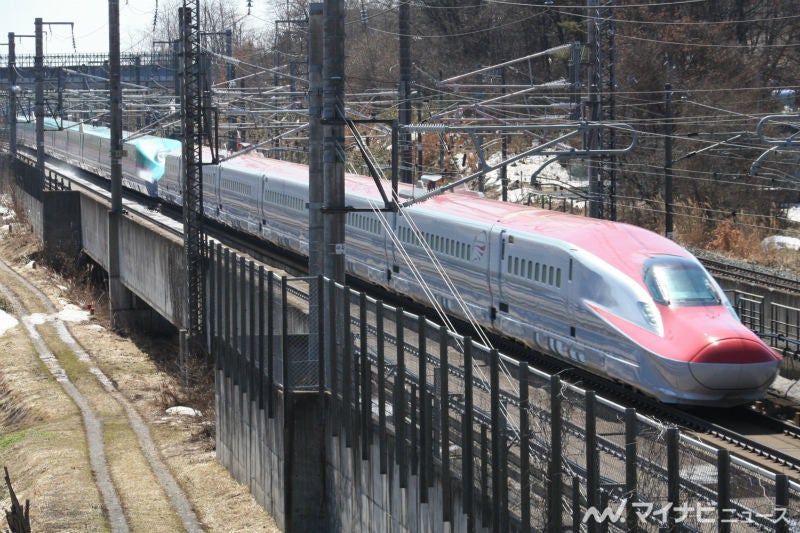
xmin=259 ymin=174 xmax=268 ymax=232
xmin=383 ymin=209 xmax=398 ymax=283
xmin=487 ymin=224 xmax=506 ymax=321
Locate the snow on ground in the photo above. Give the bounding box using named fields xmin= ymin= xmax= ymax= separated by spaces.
xmin=761 ymin=235 xmax=800 ymax=251
xmin=27 ymin=304 xmax=91 ymax=325
xmin=0 ymin=310 xmax=19 ymax=336
xmin=451 ymin=147 xmax=587 ymax=202
xmin=787 ymin=205 xmax=800 ymax=223
xmin=0 ymin=194 xmax=14 ymax=221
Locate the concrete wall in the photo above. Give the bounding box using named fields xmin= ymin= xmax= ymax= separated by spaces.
xmin=42 ymin=190 xmax=82 ymax=266
xmin=80 ymin=193 xmax=185 ymax=327
xmin=13 ymin=187 xmax=43 ymax=242
xmin=326 ymin=436 xmax=478 ymax=533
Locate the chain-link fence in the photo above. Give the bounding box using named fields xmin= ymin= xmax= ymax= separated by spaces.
xmin=209 ymin=246 xmax=800 ymax=531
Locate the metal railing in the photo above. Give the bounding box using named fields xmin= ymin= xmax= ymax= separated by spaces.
xmin=209 ymin=244 xmax=800 ymax=531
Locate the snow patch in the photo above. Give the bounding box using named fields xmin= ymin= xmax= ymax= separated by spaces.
xmin=761 ymin=235 xmax=800 ymax=251
xmin=166 ymin=406 xmax=203 ymax=418
xmin=59 ymin=304 xmax=91 ymax=323
xmin=25 ymin=304 xmax=91 ymax=325
xmin=0 ymin=310 xmax=19 ymax=336
xmin=0 ymin=204 xmax=14 ymax=221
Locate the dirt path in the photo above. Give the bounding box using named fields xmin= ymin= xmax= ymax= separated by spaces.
xmin=0 ymin=268 xmax=130 ymax=531
xmin=0 ymin=223 xmax=280 ymax=530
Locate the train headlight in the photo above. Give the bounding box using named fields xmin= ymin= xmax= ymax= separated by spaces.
xmin=638 ymin=301 xmax=663 ymax=335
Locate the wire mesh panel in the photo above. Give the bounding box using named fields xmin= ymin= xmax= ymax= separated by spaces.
xmin=676 ymin=438 xmax=721 ymax=532
xmin=206 ymin=254 xmax=799 ymax=532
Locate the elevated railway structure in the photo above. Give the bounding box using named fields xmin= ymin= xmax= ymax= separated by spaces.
xmin=4 ymin=149 xmax=800 ymax=531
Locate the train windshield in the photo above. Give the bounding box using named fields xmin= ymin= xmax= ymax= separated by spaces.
xmin=643 ymin=256 xmax=721 ymax=307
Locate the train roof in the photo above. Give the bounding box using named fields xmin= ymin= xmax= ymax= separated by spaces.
xmin=422 ymin=189 xmax=691 ymax=279
xmin=222 ymin=154 xmax=691 ymax=280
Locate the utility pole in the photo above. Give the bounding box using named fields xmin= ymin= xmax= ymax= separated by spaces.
xmin=225 ymin=29 xmax=234 ymax=82
xmin=34 ymin=18 xmax=44 ymax=195
xmin=34 ymin=18 xmax=73 ymax=193
xmin=179 ymin=0 xmax=207 ymax=352
xmin=398 ymin=0 xmax=412 ymax=184
xmin=8 ymin=32 xmax=17 ymax=157
xmin=308 ymin=4 xmax=323 ymax=278
xmin=664 ymin=83 xmax=674 ymax=239
xmin=501 ymin=66 xmax=508 ymax=202
xmin=586 ymin=1 xmax=601 ymax=218
xmin=108 ymin=0 xmax=131 ymax=329
xmin=323 ymin=0 xmax=345 ymax=283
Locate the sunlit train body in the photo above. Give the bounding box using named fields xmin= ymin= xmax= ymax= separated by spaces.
xmin=17 ymin=120 xmax=781 ymax=406
xmin=17 ymin=118 xmax=181 ymax=195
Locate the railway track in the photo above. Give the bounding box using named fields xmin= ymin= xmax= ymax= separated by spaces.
xmin=23 ymin=153 xmax=800 ymax=483
xmin=695 ymin=248 xmax=800 ymax=294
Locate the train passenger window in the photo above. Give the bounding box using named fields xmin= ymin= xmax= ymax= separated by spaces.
xmin=514 ymin=257 xmax=519 ymax=276
xmin=527 ymin=261 xmax=533 ymax=279
xmin=549 ymin=266 xmax=554 ymax=285
xmin=556 ymin=269 xmax=561 ymax=288
xmin=535 ymin=263 xmax=540 ymax=282
xmin=507 ymin=258 xmax=513 ymax=274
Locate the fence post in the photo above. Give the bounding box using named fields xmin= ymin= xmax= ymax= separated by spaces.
xmin=258 ymin=266 xmax=265 ymax=410
xmin=376 ymin=301 xmax=387 ymax=474
xmin=599 ymin=489 xmax=609 ymax=533
xmin=775 ymin=474 xmax=789 ymax=533
xmin=481 ymin=424 xmax=489 ymax=528
xmin=439 ymin=325 xmax=451 ymax=522
xmin=717 ymin=449 xmax=730 ymax=533
xmin=209 ymin=244 xmax=217 ymax=362
xmin=463 ymin=338 xmax=475 ymax=532
xmin=229 ymin=253 xmax=237 ymax=455
xmin=281 ymin=275 xmax=292 ymax=532
xmin=225 ymin=251 xmax=233 ymax=380
xmin=418 ymin=315 xmax=428 ymax=500
xmin=548 ymin=375 xmax=563 ymax=533
xmin=249 ymin=261 xmax=256 ymax=401
xmin=328 ymin=280 xmax=338 ymax=436
xmin=281 ymin=276 xmax=289 ymax=395
xmin=410 ymin=382 xmax=418 ymax=477
xmin=396 ymin=306 xmax=407 ymax=489
xmin=267 ymin=272 xmax=275 ymax=419
xmin=572 ymin=476 xmax=581 ymax=532
xmin=519 ymin=363 xmax=531 ymax=533
xmin=667 ymin=427 xmax=680 ymax=531
xmin=625 ymin=408 xmax=638 ymax=532
xmin=490 ymin=349 xmax=501 ymax=532
xmin=359 ymin=291 xmax=370 ymax=460
xmin=239 ymin=256 xmax=247 ymax=392
xmin=342 ymin=287 xmax=352 ymax=448
xmin=586 ymin=391 xmax=599 ymax=533
xmin=317 ymin=276 xmax=325 ymax=411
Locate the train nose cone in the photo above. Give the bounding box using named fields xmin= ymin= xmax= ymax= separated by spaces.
xmin=689 ymin=338 xmax=780 ymax=390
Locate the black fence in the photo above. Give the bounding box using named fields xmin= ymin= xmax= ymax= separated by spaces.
xmin=729 ymin=290 xmax=800 ymax=361
xmin=208 ymin=243 xmax=800 ymax=532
